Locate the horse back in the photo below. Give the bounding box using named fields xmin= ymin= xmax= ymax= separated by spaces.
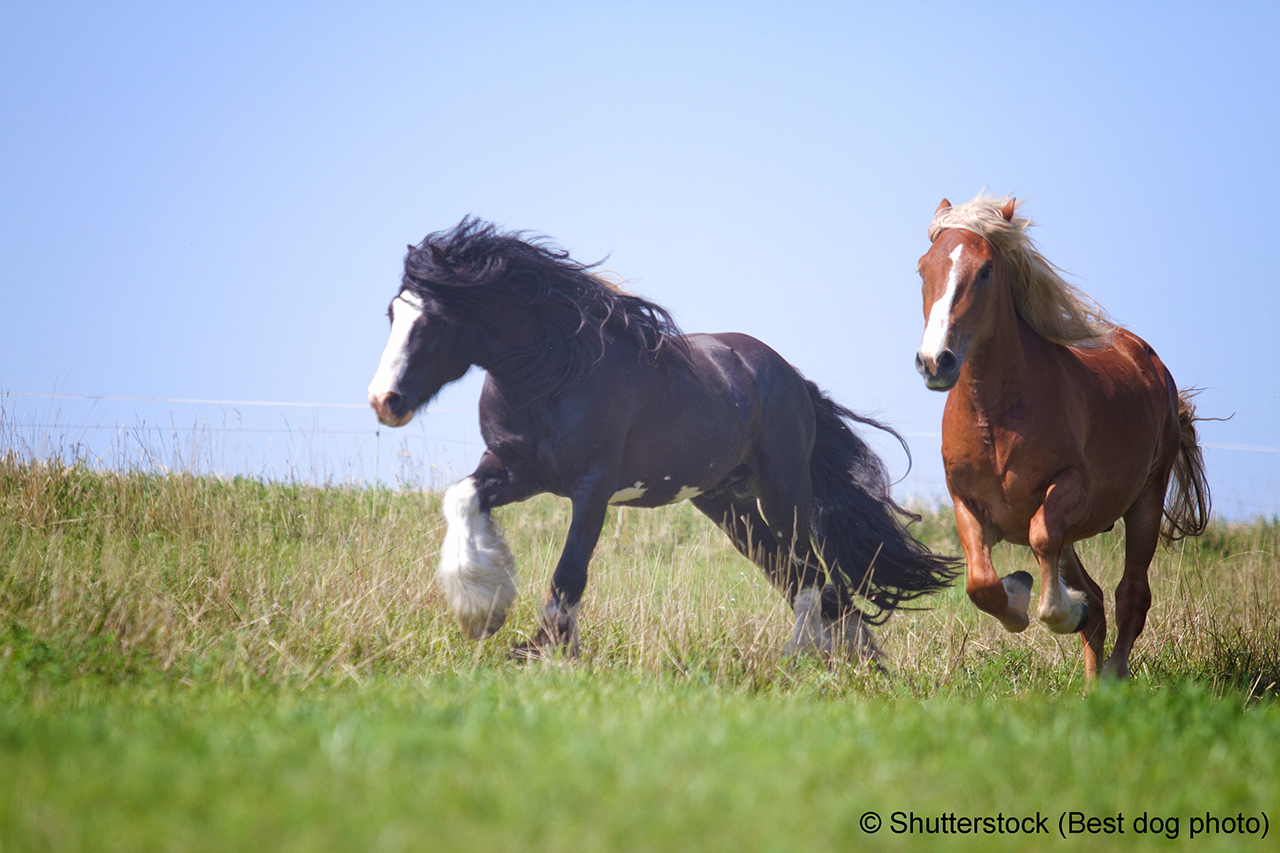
xmin=476 ymin=331 xmax=813 ymax=507
xmin=1065 ymin=328 xmax=1181 ymax=464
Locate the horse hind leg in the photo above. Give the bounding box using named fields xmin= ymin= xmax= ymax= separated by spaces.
xmin=750 ymin=483 xmax=883 ymax=665
xmin=816 ymin=586 xmax=889 ymax=668
xmin=1103 ymin=491 xmax=1162 ymax=679
xmin=759 ymin=501 xmax=887 ymax=668
xmin=691 ymin=492 xmax=807 ymax=604
xmin=786 ymin=584 xmax=887 ymax=668
xmin=692 ymin=491 xmax=879 ymax=664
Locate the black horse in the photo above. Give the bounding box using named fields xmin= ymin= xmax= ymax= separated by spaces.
xmin=368 ymin=218 xmax=958 ymax=662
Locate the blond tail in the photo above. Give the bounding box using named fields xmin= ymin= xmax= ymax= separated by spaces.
xmin=1161 ymin=390 xmax=1212 ymax=543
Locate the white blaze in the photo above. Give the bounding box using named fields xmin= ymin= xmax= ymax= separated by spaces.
xmin=367 ymin=291 xmax=425 ymax=401
xmin=918 ymin=244 xmax=965 ymax=362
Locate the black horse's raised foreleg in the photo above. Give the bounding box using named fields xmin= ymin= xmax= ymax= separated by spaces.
xmin=437 ymin=451 xmax=540 ymax=639
xmin=470 ymin=450 xmax=541 ymax=511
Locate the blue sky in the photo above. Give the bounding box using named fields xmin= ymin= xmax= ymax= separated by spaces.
xmin=2 ymin=1 xmax=1278 ymax=518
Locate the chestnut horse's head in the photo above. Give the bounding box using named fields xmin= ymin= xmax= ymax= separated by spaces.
xmin=914 ymin=197 xmax=1016 ymax=391
xmin=914 ymin=194 xmax=1117 ymax=392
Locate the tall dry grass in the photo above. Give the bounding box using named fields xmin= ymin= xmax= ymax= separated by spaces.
xmin=2 ymin=425 xmax=1277 ymax=696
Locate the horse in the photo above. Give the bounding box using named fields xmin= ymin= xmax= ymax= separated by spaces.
xmin=913 ymin=193 xmax=1211 ymax=679
xmin=368 ymin=217 xmax=959 ymax=662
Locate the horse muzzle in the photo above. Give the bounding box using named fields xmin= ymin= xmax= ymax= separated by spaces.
xmin=915 ymin=348 xmax=961 ymax=392
xmin=368 ymin=390 xmax=416 ymax=427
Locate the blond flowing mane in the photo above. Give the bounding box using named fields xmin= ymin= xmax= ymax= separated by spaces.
xmin=929 ymin=193 xmax=1117 ymax=347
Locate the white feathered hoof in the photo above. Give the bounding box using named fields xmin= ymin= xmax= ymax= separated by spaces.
xmin=437 ymin=478 xmax=518 ymax=639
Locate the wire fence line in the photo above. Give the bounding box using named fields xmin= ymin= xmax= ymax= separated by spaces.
xmin=19 ymin=422 xmax=466 ymax=441
xmin=7 ymin=392 xmax=370 ymax=409
xmin=13 ymin=392 xmax=1276 ymax=449
xmin=2 ymin=390 xmax=483 ymax=490
xmin=6 ymin=391 xmax=469 ymax=415
xmin=3 ymin=391 xmax=1277 ymax=517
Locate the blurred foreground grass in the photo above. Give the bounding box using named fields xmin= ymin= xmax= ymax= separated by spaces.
xmin=2 ymin=453 xmax=1278 ymax=851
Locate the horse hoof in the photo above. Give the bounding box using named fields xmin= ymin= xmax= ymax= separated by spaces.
xmin=999 ymin=571 xmax=1033 ymax=631
xmin=1073 ymin=602 xmax=1091 ymax=634
xmin=509 ymin=635 xmax=579 ymax=662
xmin=509 ymin=642 xmax=547 ymax=662
xmin=1005 ymin=570 xmax=1034 ymax=591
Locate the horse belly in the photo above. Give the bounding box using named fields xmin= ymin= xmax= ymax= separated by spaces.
xmin=609 ymin=402 xmax=750 ymax=508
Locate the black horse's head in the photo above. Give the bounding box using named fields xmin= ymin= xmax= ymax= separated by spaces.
xmin=367 ymin=285 xmax=475 ymax=427
xmin=368 ymin=216 xmax=690 ymax=426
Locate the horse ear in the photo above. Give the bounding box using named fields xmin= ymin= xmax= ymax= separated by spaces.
xmin=935 ymin=198 xmax=951 ymax=215
xmin=1001 ymin=198 xmax=1017 ymax=221
xmin=430 ymin=243 xmax=449 ymax=265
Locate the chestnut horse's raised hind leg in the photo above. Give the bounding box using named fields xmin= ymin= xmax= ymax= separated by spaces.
xmin=1103 ymin=490 xmax=1163 ymax=679
xmin=954 ymin=499 xmax=1031 ymax=632
xmin=1058 ymin=544 xmax=1107 ymax=678
xmin=1029 ymin=473 xmax=1091 ymax=635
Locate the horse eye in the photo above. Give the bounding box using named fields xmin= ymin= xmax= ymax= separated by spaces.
xmin=978 ymin=264 xmax=993 ymax=281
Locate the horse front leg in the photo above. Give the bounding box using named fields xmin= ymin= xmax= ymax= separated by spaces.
xmin=1058 ymin=544 xmax=1107 ymax=679
xmin=437 ymin=451 xmax=540 ymax=640
xmin=955 ymin=498 xmax=1031 ymax=632
xmin=512 ymin=479 xmax=612 ymax=660
xmin=1029 ymin=472 xmax=1091 ymax=635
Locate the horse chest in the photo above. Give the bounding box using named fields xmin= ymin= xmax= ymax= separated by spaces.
xmin=942 ymin=401 xmax=1061 ymax=526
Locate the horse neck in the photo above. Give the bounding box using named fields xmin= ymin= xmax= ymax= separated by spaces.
xmin=955 ymin=275 xmax=1036 ymax=413
xmin=474 ymin=333 xmax=535 ymax=382
xmin=471 ymin=311 xmax=561 ymax=398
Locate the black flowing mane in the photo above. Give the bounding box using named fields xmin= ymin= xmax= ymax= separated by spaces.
xmin=402 ymin=217 xmax=694 ymax=398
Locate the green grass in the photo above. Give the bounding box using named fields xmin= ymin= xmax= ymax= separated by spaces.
xmin=2 ymin=448 xmax=1279 ymax=851
xmin=3 ymin=663 xmax=1276 ymax=852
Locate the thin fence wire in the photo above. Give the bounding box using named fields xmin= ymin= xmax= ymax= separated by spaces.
xmin=3 ymin=391 xmax=1276 ymax=518
xmin=1 ymin=390 xmax=483 ymax=491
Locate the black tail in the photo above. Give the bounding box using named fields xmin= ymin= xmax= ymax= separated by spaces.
xmin=804 ymin=382 xmax=961 ymax=624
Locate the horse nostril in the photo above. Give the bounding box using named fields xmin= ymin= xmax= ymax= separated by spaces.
xmin=936 ymin=350 xmax=957 ymax=373
xmin=382 ymin=391 xmax=404 ymax=416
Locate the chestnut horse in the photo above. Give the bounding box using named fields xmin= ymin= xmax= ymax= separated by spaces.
xmin=369 ymin=218 xmax=958 ymax=662
xmin=914 ymin=193 xmax=1210 ymax=679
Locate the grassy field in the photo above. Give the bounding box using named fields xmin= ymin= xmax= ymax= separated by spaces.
xmin=2 ymin=448 xmax=1278 ymax=851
